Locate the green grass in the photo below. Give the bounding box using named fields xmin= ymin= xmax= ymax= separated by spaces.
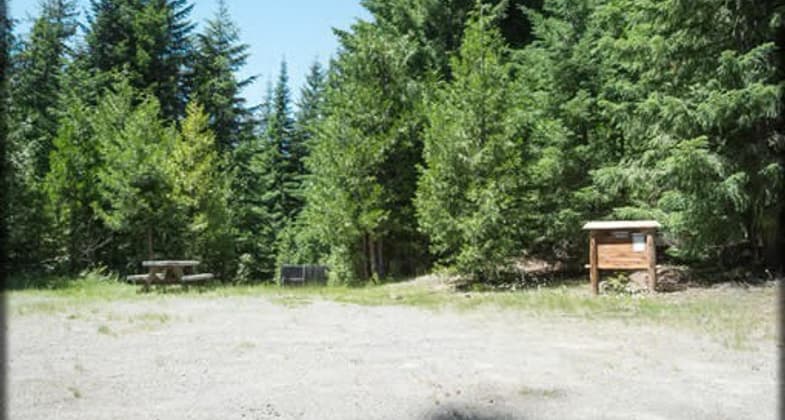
xmin=6 ymin=273 xmax=777 ymax=349
xmin=236 ymin=341 xmax=256 ymax=350
xmin=269 ymin=294 xmax=313 ymax=307
xmin=67 ymin=386 xmax=82 ymax=399
xmin=97 ymin=325 xmax=113 ymax=335
xmin=131 ymin=312 xmax=171 ymax=324
xmin=518 ymin=385 xmax=564 ymax=398
xmin=12 ymin=300 xmax=67 ymax=316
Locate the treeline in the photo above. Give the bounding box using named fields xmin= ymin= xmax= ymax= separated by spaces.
xmin=4 ymin=0 xmax=311 ymax=281
xmin=4 ymin=0 xmax=784 ymax=284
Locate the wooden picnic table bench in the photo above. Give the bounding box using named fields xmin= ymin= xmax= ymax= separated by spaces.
xmin=127 ymin=260 xmax=214 ymax=290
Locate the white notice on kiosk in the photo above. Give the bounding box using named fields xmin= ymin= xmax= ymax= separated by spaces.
xmin=632 ymin=233 xmax=645 ymax=252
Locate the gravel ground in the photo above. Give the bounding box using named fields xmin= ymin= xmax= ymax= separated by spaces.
xmin=7 ymin=295 xmax=777 ymax=419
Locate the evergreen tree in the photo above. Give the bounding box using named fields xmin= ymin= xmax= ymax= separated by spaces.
xmin=267 ymin=60 xmax=302 ymax=221
xmin=168 ymin=102 xmax=234 ymax=277
xmin=45 ymin=67 xmax=110 ymax=272
xmin=360 ymin=0 xmax=541 ymax=79
xmin=4 ymin=0 xmax=783 ymax=282
xmin=188 ymin=0 xmax=255 ymax=152
xmin=236 ymin=60 xmax=306 ymax=280
xmin=521 ymin=0 xmax=783 ymax=266
xmin=273 ymin=60 xmax=328 ymax=270
xmin=1 ymin=0 xmax=11 ymax=275
xmin=230 ymin=134 xmax=278 ymax=282
xmin=230 ymin=81 xmax=278 ymax=282
xmin=416 ymin=3 xmax=530 ymax=280
xmin=301 ymin=22 xmax=427 ymax=283
xmin=6 ymin=0 xmax=78 ymax=271
xmin=595 ymin=0 xmax=782 ymax=264
xmin=256 ymin=79 xmax=273 ymax=134
xmin=91 ymin=80 xmax=179 ymax=264
xmin=9 ymin=0 xmax=77 ymax=176
xmin=293 ymin=60 xmax=326 ymax=170
xmin=509 ymin=0 xmax=602 ymax=260
xmin=85 ymin=0 xmax=195 ymax=120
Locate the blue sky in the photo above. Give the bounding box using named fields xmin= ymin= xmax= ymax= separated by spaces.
xmin=9 ymin=0 xmax=372 ymax=107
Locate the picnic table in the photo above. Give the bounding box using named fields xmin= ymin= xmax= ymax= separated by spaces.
xmin=127 ymin=260 xmax=214 ymax=290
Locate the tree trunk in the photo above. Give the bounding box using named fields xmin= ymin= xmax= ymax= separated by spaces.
xmin=69 ymin=207 xmax=79 ymax=273
xmin=376 ymin=237 xmax=385 ymax=278
xmin=147 ymin=227 xmax=154 ymax=260
xmin=368 ymin=234 xmax=377 ymax=279
xmin=362 ymin=233 xmax=370 ymax=280
xmin=766 ymin=202 xmax=785 ymax=274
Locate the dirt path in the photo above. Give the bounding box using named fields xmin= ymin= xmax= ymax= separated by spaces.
xmin=7 ymin=295 xmax=777 ymax=419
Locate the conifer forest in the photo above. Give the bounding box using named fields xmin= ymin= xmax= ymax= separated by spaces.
xmin=3 ymin=0 xmax=784 ymax=285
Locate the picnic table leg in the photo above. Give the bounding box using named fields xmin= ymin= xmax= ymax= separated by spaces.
xmin=144 ymin=267 xmax=158 ymax=292
xmin=182 ymin=266 xmax=192 ymax=291
xmin=181 ymin=267 xmax=190 ymax=291
xmin=174 ymin=267 xmax=185 ymax=291
xmin=163 ymin=267 xmax=183 ymax=283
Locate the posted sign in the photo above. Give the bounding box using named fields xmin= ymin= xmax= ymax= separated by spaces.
xmin=582 ymin=221 xmax=661 ymax=295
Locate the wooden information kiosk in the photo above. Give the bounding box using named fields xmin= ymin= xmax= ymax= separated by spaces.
xmin=582 ymin=220 xmax=661 ymax=295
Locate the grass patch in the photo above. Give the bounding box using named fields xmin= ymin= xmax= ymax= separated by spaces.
xmin=131 ymin=312 xmax=171 ymax=324
xmin=6 ymin=273 xmax=139 ymax=303
xmin=97 ymin=325 xmax=113 ymax=335
xmin=518 ymin=385 xmax=564 ymax=398
xmin=12 ymin=300 xmax=68 ymax=316
xmin=236 ymin=341 xmax=256 ymax=350
xmin=67 ymin=386 xmax=82 ymax=399
xmin=269 ymin=294 xmax=313 ymax=307
xmin=6 ymin=273 xmax=777 ymax=349
xmin=255 ymin=281 xmax=777 ymax=348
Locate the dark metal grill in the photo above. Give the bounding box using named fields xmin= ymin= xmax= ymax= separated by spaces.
xmin=280 ymin=265 xmax=328 ymax=286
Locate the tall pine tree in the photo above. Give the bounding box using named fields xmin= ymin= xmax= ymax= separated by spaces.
xmin=273 ymin=60 xmax=327 ymax=270
xmin=293 ymin=60 xmax=326 ymax=172
xmin=6 ymin=0 xmax=78 ymax=271
xmin=1 ymin=0 xmax=11 ymax=276
xmin=85 ymin=0 xmax=194 ymax=120
xmin=91 ymin=80 xmax=179 ymax=264
xmin=230 ymin=80 xmax=280 ymax=282
xmin=300 ymin=22 xmax=427 ymax=283
xmin=266 ymin=60 xmax=300 ymax=221
xmin=45 ymin=68 xmax=111 ymax=272
xmin=9 ymin=0 xmax=77 ymax=176
xmin=188 ymin=0 xmax=255 ymax=152
xmin=520 ymin=0 xmax=783 ymax=267
xmin=416 ymin=3 xmax=529 ymax=281
xmin=168 ymin=102 xmax=234 ymax=277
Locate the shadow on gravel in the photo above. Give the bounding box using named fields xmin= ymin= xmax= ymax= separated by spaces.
xmin=421 ymin=404 xmax=526 ymax=420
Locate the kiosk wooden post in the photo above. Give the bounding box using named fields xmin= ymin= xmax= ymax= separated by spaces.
xmin=646 ymin=231 xmax=656 ymax=290
xmin=582 ymin=220 xmax=661 ymax=295
xmin=589 ymin=231 xmax=599 ymax=295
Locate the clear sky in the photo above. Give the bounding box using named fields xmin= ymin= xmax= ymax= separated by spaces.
xmin=8 ymin=0 xmax=372 ymax=108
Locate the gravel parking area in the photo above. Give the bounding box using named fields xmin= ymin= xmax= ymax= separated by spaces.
xmin=7 ymin=295 xmax=777 ymax=419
